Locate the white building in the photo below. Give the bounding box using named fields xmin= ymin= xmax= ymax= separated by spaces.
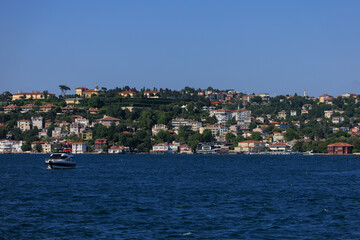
xmin=17 ymin=120 xmax=31 ymax=132
xmin=232 ymin=109 xmax=251 ymax=129
xmin=151 ymin=143 xmax=173 ymax=153
xmin=69 ymin=123 xmax=81 ymax=135
xmin=52 ymin=127 xmax=67 ymax=138
xmin=0 ymin=140 xmax=13 ymax=153
xmin=31 ymin=116 xmax=43 ymax=129
xmin=74 ymin=117 xmax=89 ymax=127
xmin=72 ymin=142 xmax=87 ymax=154
xmin=269 ymin=142 xmax=292 ymax=152
xmin=108 ymin=146 xmax=122 ymax=154
xmin=169 ymin=142 xmax=180 ymax=152
xmin=209 ymin=109 xmax=232 ymax=124
xmin=199 ymin=125 xmax=220 ymax=136
xmin=0 ymin=140 xmax=24 ymax=153
xmin=152 ymin=124 xmax=168 ymax=135
xmin=277 ymin=111 xmax=287 ymax=119
xmin=324 ymin=110 xmax=334 ymax=119
xmin=332 ymin=116 xmax=345 ymax=124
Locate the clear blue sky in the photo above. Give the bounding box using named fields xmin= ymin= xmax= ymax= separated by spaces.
xmin=1 ymin=0 xmax=360 ymax=97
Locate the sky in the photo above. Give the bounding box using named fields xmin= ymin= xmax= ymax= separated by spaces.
xmin=1 ymin=0 xmax=360 ymax=97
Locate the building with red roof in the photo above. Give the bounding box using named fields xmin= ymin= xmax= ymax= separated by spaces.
xmin=327 ymin=142 xmax=353 ymax=155
xmin=143 ymin=90 xmax=160 ymax=98
xmin=12 ymin=91 xmax=55 ymax=101
xmin=269 ymin=142 xmax=292 ymax=152
xmin=119 ymin=90 xmax=136 ymax=98
xmin=40 ymin=104 xmax=56 ymax=112
xmin=99 ymin=116 xmax=120 ymax=127
xmin=76 ymin=86 xmax=100 ymax=98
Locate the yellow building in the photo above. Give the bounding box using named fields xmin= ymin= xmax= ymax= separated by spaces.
xmin=319 ymin=94 xmax=333 ymax=104
xmin=119 ymin=90 xmax=136 ymax=98
xmin=76 ymin=86 xmax=100 ymax=98
xmin=12 ymin=91 xmax=55 ymax=101
xmin=144 ymin=90 xmax=160 ymax=98
xmin=234 ymin=140 xmax=266 ymax=153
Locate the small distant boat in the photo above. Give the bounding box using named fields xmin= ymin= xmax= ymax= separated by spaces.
xmin=45 ymin=153 xmax=76 ymax=169
xmin=302 ymin=151 xmax=314 ymax=156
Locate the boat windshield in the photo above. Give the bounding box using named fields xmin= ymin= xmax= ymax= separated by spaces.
xmin=50 ymin=154 xmax=68 ymax=159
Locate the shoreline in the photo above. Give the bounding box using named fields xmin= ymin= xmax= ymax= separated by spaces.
xmin=0 ymin=152 xmax=357 ymax=156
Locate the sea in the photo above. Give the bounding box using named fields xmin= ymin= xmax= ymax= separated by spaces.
xmin=1 ymin=154 xmax=360 ymax=239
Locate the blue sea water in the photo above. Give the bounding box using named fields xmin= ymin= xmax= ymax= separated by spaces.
xmin=1 ymin=154 xmax=360 ymax=239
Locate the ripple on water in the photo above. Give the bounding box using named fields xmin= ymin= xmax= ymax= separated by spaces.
xmin=1 ymin=154 xmax=360 ymax=239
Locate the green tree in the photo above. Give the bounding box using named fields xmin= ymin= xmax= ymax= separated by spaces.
xmin=59 ymin=85 xmax=71 ymax=97
xmin=250 ymin=132 xmax=261 ymax=141
xmin=284 ymin=128 xmax=299 ymax=141
xmin=21 ymin=143 xmax=31 ymax=152
xmin=225 ymin=133 xmax=236 ymax=143
xmin=201 ymin=129 xmax=215 ymax=142
xmin=35 ymin=143 xmax=42 ymax=153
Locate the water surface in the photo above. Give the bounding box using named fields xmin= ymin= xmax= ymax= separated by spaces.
xmin=1 ymin=154 xmax=360 ymax=239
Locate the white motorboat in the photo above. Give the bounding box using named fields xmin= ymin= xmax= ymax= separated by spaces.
xmin=45 ymin=153 xmax=76 ymax=169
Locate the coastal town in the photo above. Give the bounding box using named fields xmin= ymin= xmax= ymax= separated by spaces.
xmin=0 ymin=86 xmax=358 ymax=155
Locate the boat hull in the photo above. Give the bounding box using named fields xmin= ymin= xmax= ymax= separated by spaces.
xmin=45 ymin=160 xmax=76 ymax=169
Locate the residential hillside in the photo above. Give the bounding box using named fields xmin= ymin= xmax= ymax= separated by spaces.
xmin=0 ymin=87 xmax=359 ymax=154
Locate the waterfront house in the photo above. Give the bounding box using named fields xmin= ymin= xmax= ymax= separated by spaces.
xmin=0 ymin=140 xmax=24 ymax=153
xmin=169 ymin=142 xmax=180 ymax=153
xmin=234 ymin=140 xmax=266 ymax=153
xmin=269 ymin=142 xmax=292 ymax=152
xmin=151 ymin=143 xmax=173 ymax=153
xmin=31 ymin=141 xmax=52 ymax=153
xmin=327 ymin=142 xmax=353 ymax=155
xmin=0 ymin=140 xmax=14 ymax=153
xmin=95 ymin=139 xmax=107 ymax=152
xmin=196 ymin=142 xmax=217 ymax=154
xmin=108 ymin=145 xmax=122 ymax=154
xmin=72 ymin=142 xmax=87 ymax=154
xmin=179 ymin=144 xmax=193 ymax=154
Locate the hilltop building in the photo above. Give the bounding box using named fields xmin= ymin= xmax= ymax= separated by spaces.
xmin=12 ymin=91 xmax=55 ymax=101
xmin=76 ymin=86 xmax=100 ymax=98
